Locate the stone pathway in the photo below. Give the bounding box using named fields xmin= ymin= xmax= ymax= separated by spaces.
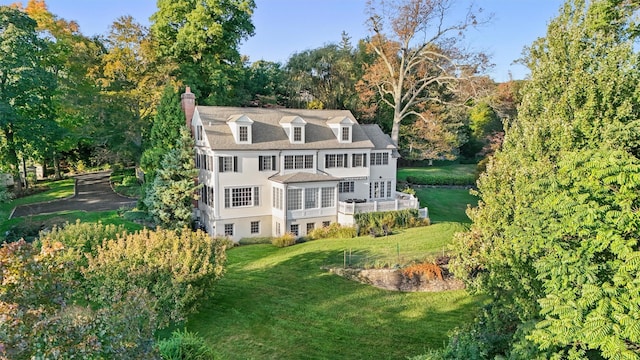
xmin=10 ymin=171 xmax=137 ymax=218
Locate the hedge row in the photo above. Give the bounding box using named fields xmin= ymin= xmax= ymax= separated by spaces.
xmin=405 ymin=174 xmax=476 ymax=186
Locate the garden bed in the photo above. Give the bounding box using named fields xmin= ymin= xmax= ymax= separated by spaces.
xmin=328 ymin=267 xmax=464 ymax=292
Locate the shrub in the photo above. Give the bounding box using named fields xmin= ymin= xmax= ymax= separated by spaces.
xmin=405 ymin=174 xmax=476 ymax=186
xmin=272 ymin=232 xmax=296 ymax=248
xmin=38 ymin=220 xmax=126 ymax=256
xmin=238 ymin=237 xmax=272 ymax=245
xmin=83 ymin=228 xmax=228 ymax=326
xmin=157 ymin=329 xmax=215 ymax=360
xmin=354 ymin=209 xmax=428 ymax=235
xmin=307 ymin=223 xmax=356 ymax=240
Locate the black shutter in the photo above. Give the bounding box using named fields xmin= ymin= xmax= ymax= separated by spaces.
xmin=343 ymin=154 xmax=348 ymax=168
xmin=218 ymin=157 xmax=224 ymax=172
xmin=364 ymin=154 xmax=367 ymax=167
xmin=271 ymin=155 xmax=277 ymax=171
xmin=233 ymin=156 xmax=238 ymax=172
xmin=258 ymin=156 xmax=263 ymax=171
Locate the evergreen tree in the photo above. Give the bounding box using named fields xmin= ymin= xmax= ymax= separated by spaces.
xmin=449 ymin=0 xmax=640 ymax=358
xmin=144 ymin=127 xmax=200 ymax=230
xmin=140 ymin=84 xmax=185 ymax=178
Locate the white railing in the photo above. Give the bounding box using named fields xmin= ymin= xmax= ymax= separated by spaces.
xmin=338 ymin=192 xmax=420 ymax=215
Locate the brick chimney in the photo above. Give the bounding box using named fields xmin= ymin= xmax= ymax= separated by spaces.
xmin=181 ymin=86 xmax=196 ymax=130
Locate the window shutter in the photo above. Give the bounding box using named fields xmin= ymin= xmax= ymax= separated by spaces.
xmin=258 ymin=156 xmax=263 ymax=171
xmin=254 ymin=187 xmax=260 ymax=206
xmin=271 ymin=155 xmax=276 ymax=171
xmin=364 ymin=154 xmax=367 ymax=167
xmin=233 ymin=156 xmax=238 ymax=172
xmin=343 ymin=154 xmax=348 ymax=168
xmin=218 ymin=157 xmax=224 ymax=172
xmin=224 ymin=188 xmax=230 ymax=208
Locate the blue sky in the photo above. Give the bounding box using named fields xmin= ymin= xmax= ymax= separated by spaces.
xmin=3 ymin=0 xmax=565 ymax=82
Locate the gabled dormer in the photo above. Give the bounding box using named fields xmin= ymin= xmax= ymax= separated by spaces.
xmin=227 ymin=114 xmax=253 ymax=144
xmin=280 ymin=116 xmax=307 ymax=144
xmin=327 ymin=116 xmax=355 ymax=143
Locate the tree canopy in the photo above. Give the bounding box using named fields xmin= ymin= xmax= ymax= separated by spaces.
xmin=450 ymin=0 xmax=640 ymax=358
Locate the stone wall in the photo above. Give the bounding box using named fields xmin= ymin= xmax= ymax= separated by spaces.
xmin=329 ymin=267 xmax=464 ymax=292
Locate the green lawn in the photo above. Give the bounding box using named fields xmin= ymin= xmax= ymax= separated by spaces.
xmin=416 ymin=187 xmax=478 ymax=224
xmin=184 ymin=225 xmax=483 ymax=360
xmin=397 ymin=164 xmax=477 ymax=182
xmin=0 ymin=179 xmax=75 ymax=220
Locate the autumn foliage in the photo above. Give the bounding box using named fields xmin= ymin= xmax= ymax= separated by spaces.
xmin=401 ymin=262 xmax=443 ymax=281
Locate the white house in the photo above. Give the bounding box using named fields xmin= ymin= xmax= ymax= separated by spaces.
xmin=181 ymin=88 xmax=421 ymax=242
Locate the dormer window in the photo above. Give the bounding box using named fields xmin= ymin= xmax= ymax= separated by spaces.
xmin=227 ymin=114 xmax=253 ymax=144
xmin=293 ymin=127 xmax=302 ymax=142
xmin=327 ymin=116 xmax=355 ymax=143
xmin=239 ymin=126 xmax=248 ymax=142
xmin=280 ymin=116 xmax=307 ymax=144
xmin=341 ymin=127 xmax=350 ymax=142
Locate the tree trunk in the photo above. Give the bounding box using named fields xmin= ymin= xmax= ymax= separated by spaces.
xmin=21 ymin=156 xmax=28 ymax=190
xmin=53 ymin=151 xmax=62 ymax=180
xmin=3 ymin=125 xmax=23 ymax=193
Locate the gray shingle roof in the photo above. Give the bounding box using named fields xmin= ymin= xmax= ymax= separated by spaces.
xmin=196 ymin=106 xmax=382 ymax=150
xmin=360 ymin=124 xmax=401 ymax=157
xmin=269 ymin=172 xmax=341 ymax=184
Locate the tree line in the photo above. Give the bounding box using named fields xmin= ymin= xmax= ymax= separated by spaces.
xmin=1 ymin=0 xmax=509 ymax=195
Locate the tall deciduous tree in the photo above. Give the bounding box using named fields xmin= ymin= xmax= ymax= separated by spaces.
xmin=360 ymin=0 xmax=490 ymax=145
xmin=0 ymin=6 xmax=56 ymax=191
xmin=150 ymin=0 xmax=255 ymax=104
xmin=449 ymin=0 xmax=640 ymax=358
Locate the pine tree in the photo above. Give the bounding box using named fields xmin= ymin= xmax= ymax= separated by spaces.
xmin=144 ymin=127 xmax=200 ymax=230
xmin=140 ymin=84 xmax=186 ymax=178
xmin=449 ymin=1 xmax=640 ymax=358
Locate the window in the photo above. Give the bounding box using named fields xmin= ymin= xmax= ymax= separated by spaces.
xmin=341 ymin=127 xmax=350 ymax=141
xmin=338 ymin=181 xmax=354 ymax=193
xmin=284 ymin=155 xmax=313 ymax=170
xmin=293 ymin=126 xmax=302 ymax=142
xmin=370 ymin=152 xmax=389 ymax=166
xmin=325 ymin=154 xmax=348 ymax=168
xmin=370 ymin=181 xmax=388 ymax=199
xmin=239 ymin=126 xmax=248 ymax=142
xmin=306 ymin=223 xmax=315 ymax=233
xmin=322 ymin=221 xmax=331 ymax=227
xmin=224 ymin=187 xmax=260 ymax=208
xmin=273 ymin=187 xmax=283 ymax=210
xmin=259 ymin=155 xmax=277 ymax=171
xmin=250 ymin=221 xmax=260 ymax=234
xmin=219 ymin=156 xmax=237 ymax=172
xmin=321 ymin=187 xmax=335 ymax=208
xmin=200 ymin=184 xmax=214 ymax=207
xmin=290 ymin=224 xmax=299 ymax=236
xmin=224 ymin=224 xmax=234 ymax=236
xmin=196 ymin=125 xmax=203 ymax=141
xmin=352 ymin=154 xmax=367 ymax=167
xmin=305 ymin=188 xmax=318 ymax=209
xmin=287 ymin=188 xmax=302 ymax=210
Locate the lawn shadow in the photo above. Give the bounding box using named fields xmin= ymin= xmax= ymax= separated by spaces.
xmin=185 ymin=246 xmax=482 ymax=360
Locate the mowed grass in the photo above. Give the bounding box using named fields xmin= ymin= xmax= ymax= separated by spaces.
xmin=184 ymin=224 xmax=483 ymax=360
xmin=0 ymin=179 xmax=75 ymax=220
xmin=416 ymin=187 xmax=478 ymax=224
xmin=397 ymin=164 xmax=477 ymax=182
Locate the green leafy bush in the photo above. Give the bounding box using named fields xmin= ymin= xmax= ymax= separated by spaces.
xmin=83 ymin=228 xmax=228 ymax=326
xmin=157 ymin=329 xmax=215 ymax=360
xmin=307 ymin=223 xmax=356 ymax=240
xmin=272 ymin=232 xmax=296 ymax=247
xmin=406 ymin=174 xmax=476 ymax=186
xmin=354 ymin=209 xmax=429 ymax=235
xmin=238 ymin=236 xmax=272 ymax=245
xmin=39 ymin=220 xmax=126 ymax=256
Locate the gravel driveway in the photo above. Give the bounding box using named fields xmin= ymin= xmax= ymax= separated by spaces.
xmin=10 ymin=171 xmax=137 ymax=218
